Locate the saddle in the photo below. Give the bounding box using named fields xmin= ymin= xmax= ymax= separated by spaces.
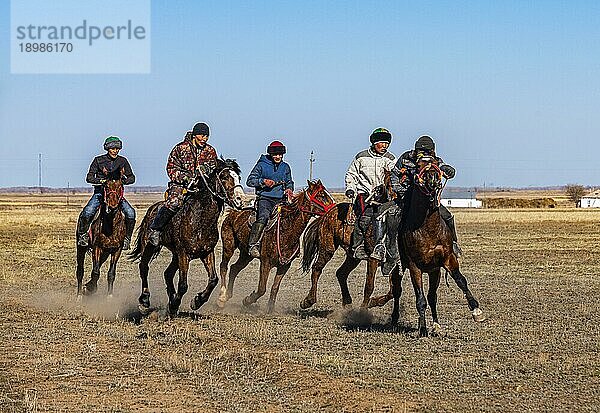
xmin=246 ymin=204 xmax=281 ymax=231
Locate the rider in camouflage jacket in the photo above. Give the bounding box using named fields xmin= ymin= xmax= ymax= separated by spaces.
xmin=147 ymin=122 xmax=218 ymax=246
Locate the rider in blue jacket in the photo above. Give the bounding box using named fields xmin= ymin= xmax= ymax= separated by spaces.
xmin=246 ymin=140 xmax=294 ymax=258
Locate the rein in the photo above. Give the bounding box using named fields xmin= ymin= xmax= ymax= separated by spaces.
xmin=103 ymin=182 xmax=124 ymax=210
xmin=415 ymin=162 xmax=444 ymax=203
xmin=197 ymin=168 xmax=243 ymax=210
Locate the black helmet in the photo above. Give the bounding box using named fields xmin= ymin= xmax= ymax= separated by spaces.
xmin=369 ymin=128 xmax=392 ymax=144
xmin=415 ymin=135 xmax=435 ymax=152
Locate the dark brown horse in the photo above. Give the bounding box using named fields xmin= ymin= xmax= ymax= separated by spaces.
xmin=217 ymin=180 xmax=336 ymax=313
xmin=129 ymin=159 xmax=244 ymax=315
xmin=370 ymin=158 xmax=485 ymax=336
xmin=299 ymin=202 xmax=383 ymax=309
xmin=75 ymin=169 xmax=126 ymax=298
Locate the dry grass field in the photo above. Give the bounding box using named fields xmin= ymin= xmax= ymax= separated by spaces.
xmin=1 ymin=193 xmax=599 ymax=412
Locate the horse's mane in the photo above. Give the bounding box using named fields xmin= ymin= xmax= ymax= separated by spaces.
xmin=215 ymin=157 xmax=241 ymax=176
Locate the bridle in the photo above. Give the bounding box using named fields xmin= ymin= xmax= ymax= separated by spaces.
xmin=415 ymin=161 xmax=446 ymax=204
xmin=103 ymin=181 xmax=124 ymax=210
xmin=298 ymin=184 xmax=336 ymax=216
xmin=196 ymin=167 xmax=244 ymax=210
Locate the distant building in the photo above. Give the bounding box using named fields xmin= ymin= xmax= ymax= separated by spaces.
xmin=441 ymin=189 xmax=482 ymax=208
xmin=579 ymin=190 xmax=600 ymax=208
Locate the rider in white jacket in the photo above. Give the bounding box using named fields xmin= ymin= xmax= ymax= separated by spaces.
xmin=345 ymin=128 xmax=396 ymax=261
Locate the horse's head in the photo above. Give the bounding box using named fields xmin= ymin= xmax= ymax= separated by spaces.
xmin=414 ymin=156 xmax=444 ymax=204
xmin=298 ymin=179 xmax=336 ymax=216
xmin=209 ymin=158 xmax=245 ymax=209
xmin=103 ymin=169 xmax=124 ymax=210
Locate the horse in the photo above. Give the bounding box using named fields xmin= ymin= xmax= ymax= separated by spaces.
xmin=217 ymin=179 xmax=336 ymax=313
xmin=75 ymin=169 xmax=127 ymax=298
xmin=299 ymin=173 xmax=397 ymax=310
xmin=129 ymin=158 xmax=245 ymax=316
xmin=299 ymin=202 xmax=383 ymax=309
xmin=370 ymin=157 xmax=485 ymax=337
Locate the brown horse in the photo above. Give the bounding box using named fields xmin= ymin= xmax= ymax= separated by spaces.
xmin=129 ymin=158 xmax=244 ymax=316
xmin=217 ymin=179 xmax=336 ymax=313
xmin=370 ymin=158 xmax=485 ymax=336
xmin=75 ymin=169 xmax=126 ymax=298
xmin=299 ymin=202 xmax=382 ymax=309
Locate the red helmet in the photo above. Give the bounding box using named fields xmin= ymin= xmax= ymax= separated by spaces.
xmin=267 ymin=140 xmax=286 ymax=155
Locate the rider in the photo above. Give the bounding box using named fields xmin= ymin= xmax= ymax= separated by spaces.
xmin=147 ymin=122 xmax=218 ymax=246
xmin=246 ymin=140 xmax=295 ymax=258
xmin=76 ymin=136 xmax=136 ymax=249
xmin=345 ymin=128 xmax=396 ymax=261
xmin=390 ymin=135 xmax=461 ymax=257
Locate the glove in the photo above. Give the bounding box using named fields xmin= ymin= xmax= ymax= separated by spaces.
xmin=440 ymin=164 xmax=456 ymax=179
xmin=264 ymin=179 xmax=276 ymax=188
xmin=345 ymin=189 xmax=355 ymax=199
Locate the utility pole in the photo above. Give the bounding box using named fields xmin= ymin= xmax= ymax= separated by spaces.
xmin=38 ymin=153 xmax=42 ymax=192
xmin=309 ymin=151 xmax=315 ymax=181
xmin=66 ymin=181 xmax=70 ymax=206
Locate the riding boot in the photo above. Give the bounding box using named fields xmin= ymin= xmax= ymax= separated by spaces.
xmin=248 ymin=221 xmax=266 ymax=258
xmin=123 ymin=218 xmax=136 ymax=250
xmin=76 ymin=214 xmax=92 ymax=247
xmin=381 ymin=207 xmax=402 ymax=275
xmin=444 ymin=215 xmax=463 ymax=257
xmin=352 ymin=216 xmax=369 ymax=260
xmin=148 ymin=206 xmax=176 ymax=247
xmin=370 ymin=217 xmax=386 ymax=262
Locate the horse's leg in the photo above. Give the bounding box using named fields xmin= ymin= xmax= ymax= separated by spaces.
xmin=191 ymin=252 xmax=219 ymax=311
xmin=360 ymin=258 xmax=380 ymax=308
xmin=219 ymin=252 xmax=252 ymax=306
xmin=428 ymin=268 xmax=442 ymax=335
xmin=163 ymin=253 xmax=179 ymax=314
xmin=106 ymin=249 xmax=122 ymax=297
xmin=267 ymin=263 xmax=291 ymax=314
xmin=335 ymin=253 xmax=361 ymax=307
xmin=84 ymin=247 xmax=104 ymax=295
xmin=368 ymin=261 xmax=399 ymax=308
xmin=218 ymin=235 xmax=235 ymax=306
xmin=242 ymin=259 xmax=271 ymax=307
xmin=390 ymin=265 xmax=403 ymax=325
xmin=76 ymin=246 xmax=87 ymax=299
xmin=164 ymin=251 xmax=188 ymax=314
xmin=409 ymin=264 xmax=428 ymax=337
xmin=447 ymin=256 xmax=485 ymax=322
xmin=300 ymin=249 xmax=334 ymax=309
xmin=138 ymin=246 xmax=156 ymax=313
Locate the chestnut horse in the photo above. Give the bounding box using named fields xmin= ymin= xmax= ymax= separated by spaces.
xmin=299 ymin=202 xmax=382 ymax=309
xmin=370 ymin=158 xmax=485 ymax=336
xmin=75 ymin=169 xmax=126 ymax=298
xmin=218 ymin=180 xmax=336 ymax=313
xmin=129 ymin=159 xmax=244 ymax=315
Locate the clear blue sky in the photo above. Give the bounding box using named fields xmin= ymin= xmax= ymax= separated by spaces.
xmin=1 ymin=0 xmax=600 ymax=188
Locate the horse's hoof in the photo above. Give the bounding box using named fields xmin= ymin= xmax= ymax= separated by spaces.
xmin=299 ymin=297 xmax=314 ymax=310
xmin=76 ymin=294 xmax=83 ymax=303
xmin=472 ymin=308 xmax=486 ymax=322
xmin=242 ymin=295 xmax=254 ymax=307
xmin=107 ymin=294 xmax=114 ymax=300
xmin=419 ymin=326 xmax=429 ymax=337
xmin=191 ymin=295 xmax=206 ymax=311
xmin=216 ymin=298 xmax=227 ymax=309
xmin=431 ymin=322 xmax=444 ymax=337
xmin=138 ymin=304 xmax=151 ymax=315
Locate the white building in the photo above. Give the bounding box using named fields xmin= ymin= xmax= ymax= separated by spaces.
xmin=441 ymin=189 xmax=482 ymax=208
xmin=579 ymin=190 xmax=600 ymax=208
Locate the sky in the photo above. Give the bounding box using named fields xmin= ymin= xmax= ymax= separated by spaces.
xmin=1 ymin=0 xmax=600 ymax=189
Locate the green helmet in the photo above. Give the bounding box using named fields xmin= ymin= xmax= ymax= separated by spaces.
xmin=415 ymin=135 xmax=435 ymax=152
xmin=104 ymin=136 xmax=122 ymax=150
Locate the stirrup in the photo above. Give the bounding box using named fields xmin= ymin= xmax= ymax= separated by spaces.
xmin=77 ymin=233 xmax=89 ymax=247
xmin=249 ymin=244 xmax=261 ymax=258
xmin=453 ymin=241 xmax=462 ymax=257
xmin=122 ymin=237 xmax=131 ymax=250
xmin=148 ymin=229 xmax=161 ymax=247
xmin=353 ymin=245 xmax=369 ymax=260
xmin=370 ymin=244 xmax=386 ymax=262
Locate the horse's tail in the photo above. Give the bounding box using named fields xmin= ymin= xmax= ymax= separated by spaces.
xmin=128 ymin=204 xmax=161 ymax=262
xmin=302 ymin=217 xmax=322 ymax=273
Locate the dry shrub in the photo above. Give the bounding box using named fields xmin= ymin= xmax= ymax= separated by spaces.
xmin=482 ymin=197 xmax=556 ymax=208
